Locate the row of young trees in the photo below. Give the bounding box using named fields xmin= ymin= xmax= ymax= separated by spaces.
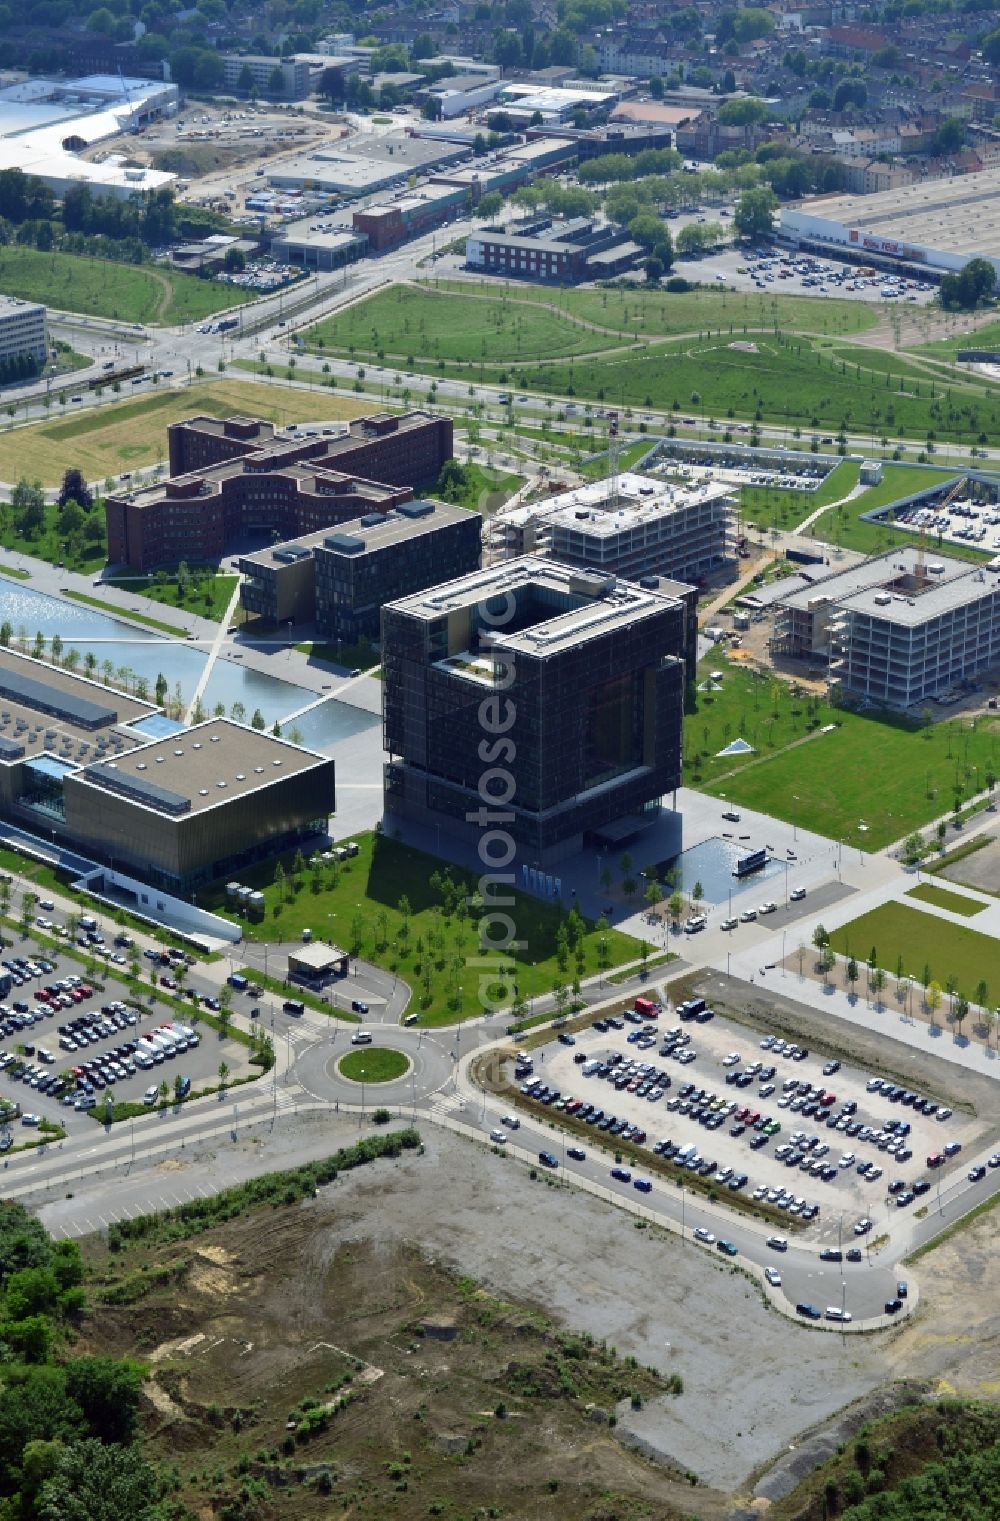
xmin=810 ymin=923 xmax=996 ymax=1040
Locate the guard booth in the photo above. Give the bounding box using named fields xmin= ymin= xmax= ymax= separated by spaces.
xmin=287 ymin=942 xmax=350 ymax=986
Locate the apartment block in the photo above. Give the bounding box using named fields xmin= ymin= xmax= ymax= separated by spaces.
xmin=0 ymin=296 xmax=46 ymax=368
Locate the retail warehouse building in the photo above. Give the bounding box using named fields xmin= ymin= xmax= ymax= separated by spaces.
xmin=780 ymin=170 xmax=1000 ymax=280
xmin=0 ymin=650 xmax=334 ymax=890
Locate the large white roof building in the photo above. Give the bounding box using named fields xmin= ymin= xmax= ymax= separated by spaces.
xmin=0 ymin=75 xmax=178 ymax=200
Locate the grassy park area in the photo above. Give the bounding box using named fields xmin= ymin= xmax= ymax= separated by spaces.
xmin=108 ymin=570 xmax=238 ymax=623
xmin=828 ymin=900 xmax=1000 ymax=1002
xmin=307 ymin=281 xmax=880 ymax=361
xmin=338 ymin=1048 xmax=409 ymax=1082
xmin=201 ymin=833 xmax=644 ymax=1026
xmin=0 ymin=380 xmax=370 ymax=486
xmin=0 ymin=245 xmax=256 ymax=325
xmin=687 ymin=654 xmax=1000 ymax=849
xmin=303 ymin=281 xmax=999 ymax=446
xmin=809 ymin=465 xmax=963 ymax=555
xmin=906 ymin=882 xmax=987 ymax=917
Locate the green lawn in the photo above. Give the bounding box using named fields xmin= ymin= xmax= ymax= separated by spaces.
xmin=444 ymin=462 xmax=522 ymax=513
xmin=912 ymin=317 xmax=1000 ymax=358
xmin=108 ymin=572 xmax=238 ymax=623
xmin=425 ymin=277 xmax=881 ymax=338
xmin=829 ymin=900 xmax=1000 ymax=1001
xmin=740 ymin=458 xmax=860 ymax=534
xmin=338 ymin=1047 xmax=409 ymax=1082
xmin=200 ymin=833 xmax=643 ymax=1026
xmin=1 ymin=503 xmax=107 ymax=575
xmin=304 ymin=283 xmax=612 ymax=365
xmin=0 ymin=246 xmax=255 ymax=325
xmin=688 ymin=653 xmax=1000 ymax=848
xmin=906 ymin=882 xmax=987 ymax=917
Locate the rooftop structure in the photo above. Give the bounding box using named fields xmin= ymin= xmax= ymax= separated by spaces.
xmin=496 ymin=82 xmax=619 ymax=123
xmin=466 ymin=217 xmax=642 ymax=282
xmin=780 ymin=170 xmax=1000 ymax=277
xmin=0 ymin=650 xmax=334 ymax=889
xmin=499 ymin=471 xmax=731 ymax=583
xmin=382 ymin=556 xmax=688 ymax=862
xmin=773 ymin=545 xmax=1000 ymax=707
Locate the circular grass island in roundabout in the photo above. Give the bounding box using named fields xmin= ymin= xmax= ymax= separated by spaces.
xmin=337 ymin=1047 xmax=410 ymax=1084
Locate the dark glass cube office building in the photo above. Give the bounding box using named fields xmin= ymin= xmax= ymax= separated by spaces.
xmin=382 ymin=558 xmax=686 ymax=864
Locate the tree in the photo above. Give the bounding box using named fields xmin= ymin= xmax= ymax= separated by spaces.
xmin=955 ymin=994 xmax=970 ymax=1036
xmin=193 ymin=50 xmax=224 ymax=89
xmin=268 ymin=65 xmax=285 ymax=96
xmin=667 ymin=890 xmax=685 ymax=926
xmin=734 ymin=185 xmax=778 ymax=240
xmin=901 ymin=831 xmax=924 ymax=866
xmin=940 ymin=257 xmax=997 ymax=310
xmin=58 ymin=468 xmax=92 ymax=513
xmin=251 ymin=708 xmax=265 ymax=730
xmin=717 ymin=97 xmax=769 ymax=126
xmin=218 ymin=1060 xmax=230 ymax=1090
xmin=927 ymin=980 xmax=943 ymax=1019
xmin=871 ymin=967 xmax=886 ymax=1007
xmin=411 ymin=31 xmax=437 ymax=58
xmin=645 ymin=255 xmax=664 ymax=284
xmin=494 ymin=30 xmax=523 ymax=67
xmin=933 ymin=116 xmax=965 ymax=155
xmin=64 ymin=1358 xmax=144 ymax=1446
xmin=644 ymin=881 xmax=662 ymax=910
xmin=846 ymin=956 xmax=859 ymax=995
xmin=478 ymin=189 xmax=504 ymax=220
xmin=86 ymin=6 xmax=115 ymax=31
xmin=12 ymin=477 xmax=45 ymax=536
xmin=833 ymin=79 xmax=867 ymax=112
xmin=39 ymin=1438 xmax=159 ymax=1521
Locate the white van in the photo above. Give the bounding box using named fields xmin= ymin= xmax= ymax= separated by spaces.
xmin=351 ymin=1030 xmax=372 ymax=1045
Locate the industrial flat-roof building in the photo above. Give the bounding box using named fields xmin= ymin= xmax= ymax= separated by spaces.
xmin=0 ymin=297 xmax=46 ymax=373
xmin=774 ymin=546 xmax=1000 ymax=707
xmin=498 ymin=472 xmax=731 ymax=584
xmin=0 ymin=649 xmax=334 ymax=890
xmin=780 ymin=171 xmax=1000 ymax=279
xmin=0 ymin=74 xmax=177 ymax=199
xmin=382 ymin=557 xmax=688 ymax=862
xmin=238 ymin=497 xmax=482 ymax=636
xmin=270 ymin=220 xmax=367 ymax=272
xmin=267 ymin=132 xmax=469 ymax=197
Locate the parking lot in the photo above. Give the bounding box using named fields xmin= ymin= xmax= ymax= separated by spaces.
xmin=0 ymin=942 xmax=252 ymax=1142
xmin=525 ymin=995 xmax=984 ymax=1235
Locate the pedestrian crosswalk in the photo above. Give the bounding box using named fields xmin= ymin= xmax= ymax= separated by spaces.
xmin=428 ymin=1092 xmax=465 ymax=1119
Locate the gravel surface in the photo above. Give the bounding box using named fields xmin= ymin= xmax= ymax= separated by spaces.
xmin=310 ymin=1124 xmax=889 ymax=1491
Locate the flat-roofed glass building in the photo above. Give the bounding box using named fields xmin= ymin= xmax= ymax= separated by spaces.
xmin=382 ymin=557 xmax=687 ymax=863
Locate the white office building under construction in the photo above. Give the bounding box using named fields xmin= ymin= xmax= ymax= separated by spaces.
xmin=496 ymin=472 xmax=731 ymax=584
xmin=774 ymin=545 xmax=1000 ymax=708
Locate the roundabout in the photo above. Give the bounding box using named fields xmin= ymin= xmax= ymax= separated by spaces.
xmin=337 ymin=1047 xmax=411 ymax=1084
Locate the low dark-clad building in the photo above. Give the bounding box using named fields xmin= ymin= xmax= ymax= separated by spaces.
xmin=238 ymin=497 xmax=482 ymax=635
xmin=0 ymin=649 xmax=334 ymax=891
xmin=382 ymin=557 xmax=687 ymax=863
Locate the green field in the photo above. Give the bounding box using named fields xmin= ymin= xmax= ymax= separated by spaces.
xmin=688 ymin=654 xmax=1000 ymax=848
xmin=303 ymin=282 xmax=1000 ymax=445
xmin=201 ymin=833 xmax=643 ymax=1026
xmin=0 ymin=380 xmax=370 ymax=486
xmin=418 ymin=277 xmax=880 ymax=338
xmin=338 ymin=1047 xmax=409 ymax=1082
xmin=829 ymin=900 xmax=1000 ymax=1002
xmin=108 ymin=572 xmax=238 ymax=623
xmin=0 ymin=245 xmax=256 ymax=325
xmin=740 ymin=458 xmax=860 ymax=535
xmin=906 ymin=882 xmax=987 ymax=917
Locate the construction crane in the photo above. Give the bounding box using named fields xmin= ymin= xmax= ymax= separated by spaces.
xmin=607 ymin=410 xmax=620 ymax=511
xmin=917 ymin=475 xmax=967 ymax=587
xmin=118 ymin=65 xmax=137 ymax=135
